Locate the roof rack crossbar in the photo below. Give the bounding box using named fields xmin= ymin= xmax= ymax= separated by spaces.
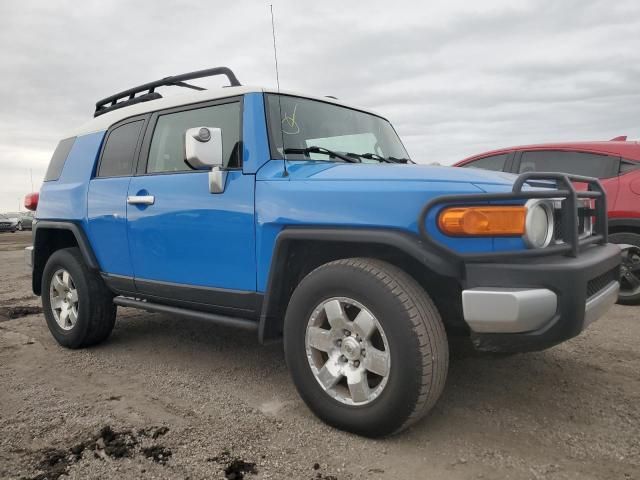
xmin=94 ymin=66 xmax=241 ymax=117
xmin=169 ymin=80 xmax=207 ymax=91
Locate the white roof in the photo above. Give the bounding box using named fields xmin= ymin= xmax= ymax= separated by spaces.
xmin=69 ymin=86 xmax=384 ymax=137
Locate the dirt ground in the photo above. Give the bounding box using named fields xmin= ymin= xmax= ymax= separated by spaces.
xmin=0 ymin=231 xmax=638 ymax=480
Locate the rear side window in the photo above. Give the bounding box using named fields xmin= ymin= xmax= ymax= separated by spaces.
xmin=98 ymin=120 xmax=144 ymax=177
xmin=146 ymin=102 xmax=241 ymax=173
xmin=518 ymin=150 xmax=618 ymax=178
xmin=620 ymin=160 xmax=640 ymax=174
xmin=461 ymin=153 xmax=508 ymax=172
xmin=44 ymin=137 xmax=76 ymax=181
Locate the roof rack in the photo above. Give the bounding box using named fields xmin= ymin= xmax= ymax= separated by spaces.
xmin=94 ymin=66 xmax=241 ymax=117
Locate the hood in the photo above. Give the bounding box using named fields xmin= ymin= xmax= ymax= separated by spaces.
xmin=285 ymin=162 xmax=517 ymax=189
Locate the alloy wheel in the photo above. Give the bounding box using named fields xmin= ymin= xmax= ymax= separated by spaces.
xmin=620 ymin=247 xmax=640 ymax=298
xmin=305 ymin=297 xmax=391 ymax=406
xmin=49 ymin=269 xmax=79 ymax=330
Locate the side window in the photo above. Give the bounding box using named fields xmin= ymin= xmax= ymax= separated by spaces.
xmin=518 ymin=151 xmax=618 ymax=178
xmin=98 ymin=120 xmax=144 ymax=177
xmin=620 ymin=160 xmax=640 ymax=174
xmin=44 ymin=137 xmax=76 ymax=181
xmin=146 ymin=102 xmax=241 ymax=173
xmin=461 ymin=153 xmax=508 ymax=172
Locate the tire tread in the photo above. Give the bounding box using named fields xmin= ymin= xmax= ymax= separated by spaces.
xmin=609 ymin=232 xmax=640 ymax=305
xmin=309 ymin=257 xmax=449 ymax=434
xmin=42 ymin=247 xmax=116 ymax=348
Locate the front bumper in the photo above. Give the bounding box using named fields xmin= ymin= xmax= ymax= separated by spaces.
xmin=0 ymin=223 xmax=16 ymax=232
xmin=462 ymin=243 xmax=621 ymax=352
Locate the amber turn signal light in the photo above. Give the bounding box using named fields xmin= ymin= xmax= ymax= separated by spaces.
xmin=438 ymin=206 xmax=527 ymax=236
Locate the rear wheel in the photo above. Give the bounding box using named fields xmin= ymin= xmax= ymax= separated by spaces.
xmin=284 ymin=258 xmax=448 ymax=437
xmin=42 ymin=247 xmax=116 ymax=348
xmin=609 ymin=232 xmax=640 ymax=305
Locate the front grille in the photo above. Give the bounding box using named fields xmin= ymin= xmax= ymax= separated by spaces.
xmin=587 ymin=268 xmax=618 ymax=299
xmin=552 ymin=201 xmax=593 ymax=244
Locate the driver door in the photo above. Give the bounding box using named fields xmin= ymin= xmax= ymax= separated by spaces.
xmin=126 ymin=98 xmax=258 ymax=316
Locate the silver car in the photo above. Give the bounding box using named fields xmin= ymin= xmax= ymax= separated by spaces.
xmin=0 ymin=213 xmax=18 ymax=233
xmin=10 ymin=211 xmax=34 ymax=230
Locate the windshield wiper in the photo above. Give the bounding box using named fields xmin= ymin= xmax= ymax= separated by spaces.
xmin=359 ymin=153 xmax=394 ymax=163
xmin=284 ymin=146 xmax=360 ymax=163
xmin=359 ymin=153 xmax=413 ymax=164
xmin=389 ymin=156 xmax=412 ymax=164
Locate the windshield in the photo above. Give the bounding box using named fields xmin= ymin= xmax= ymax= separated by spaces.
xmin=265 ymin=94 xmax=410 ymax=163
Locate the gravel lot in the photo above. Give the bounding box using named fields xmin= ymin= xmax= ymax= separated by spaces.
xmin=0 ymin=231 xmax=638 ymax=480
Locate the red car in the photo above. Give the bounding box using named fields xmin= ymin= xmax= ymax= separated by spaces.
xmin=455 ymin=137 xmax=640 ymax=304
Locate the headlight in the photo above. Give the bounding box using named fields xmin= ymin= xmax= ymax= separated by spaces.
xmin=523 ymin=200 xmax=554 ymax=248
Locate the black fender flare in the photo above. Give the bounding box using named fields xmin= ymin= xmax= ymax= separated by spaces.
xmin=258 ymin=227 xmax=463 ymax=343
xmin=31 ymin=221 xmax=100 ymax=294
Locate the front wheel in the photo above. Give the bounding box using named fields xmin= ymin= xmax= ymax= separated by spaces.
xmin=609 ymin=232 xmax=640 ymax=305
xmin=284 ymin=258 xmax=448 ymax=437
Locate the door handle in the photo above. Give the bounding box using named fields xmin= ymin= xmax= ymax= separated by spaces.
xmin=127 ymin=195 xmax=155 ymax=205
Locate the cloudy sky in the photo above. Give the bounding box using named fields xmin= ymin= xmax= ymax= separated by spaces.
xmin=1 ymin=0 xmax=639 ymax=212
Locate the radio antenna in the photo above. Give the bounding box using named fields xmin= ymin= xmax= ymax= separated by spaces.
xmin=270 ymin=4 xmax=288 ymax=177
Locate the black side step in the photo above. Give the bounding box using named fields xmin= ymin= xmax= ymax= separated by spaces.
xmin=113 ymin=296 xmax=258 ymax=331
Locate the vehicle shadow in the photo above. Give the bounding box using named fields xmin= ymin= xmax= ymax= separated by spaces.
xmin=102 ymin=308 xmax=611 ymax=438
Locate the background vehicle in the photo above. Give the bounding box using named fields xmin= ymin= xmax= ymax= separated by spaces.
xmin=7 ymin=211 xmax=34 ymax=230
xmin=0 ymin=213 xmax=18 ymax=233
xmin=455 ymin=138 xmax=640 ymax=304
xmin=24 ymin=67 xmax=620 ymax=437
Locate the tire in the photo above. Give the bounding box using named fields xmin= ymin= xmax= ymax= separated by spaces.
xmin=284 ymin=258 xmax=448 ymax=437
xmin=41 ymin=247 xmax=116 ymax=348
xmin=609 ymin=232 xmax=640 ymax=305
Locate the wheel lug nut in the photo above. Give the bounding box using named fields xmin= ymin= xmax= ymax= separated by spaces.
xmin=353 ymin=360 xmax=360 ymax=367
xmin=336 ymin=339 xmax=342 ymax=347
xmin=340 ymin=355 xmax=347 ymax=362
xmin=344 ymin=330 xmax=351 ymax=336
xmin=361 ymin=349 xmax=366 ymax=357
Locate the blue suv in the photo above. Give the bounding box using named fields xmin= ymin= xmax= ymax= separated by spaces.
xmin=26 ymin=67 xmax=620 ymax=437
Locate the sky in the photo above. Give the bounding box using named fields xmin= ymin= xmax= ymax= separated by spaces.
xmin=1 ymin=0 xmax=639 ymax=212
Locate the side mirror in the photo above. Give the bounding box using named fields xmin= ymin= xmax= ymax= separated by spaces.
xmin=184 ymin=127 xmax=223 ymax=170
xmin=184 ymin=127 xmax=227 ymax=194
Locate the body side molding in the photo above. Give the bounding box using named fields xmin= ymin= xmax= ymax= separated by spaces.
xmin=102 ymin=274 xmax=263 ymax=318
xmin=113 ymin=297 xmax=258 ymax=331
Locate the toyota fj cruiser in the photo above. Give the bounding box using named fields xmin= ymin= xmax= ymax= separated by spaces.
xmin=25 ymin=67 xmax=621 ymax=437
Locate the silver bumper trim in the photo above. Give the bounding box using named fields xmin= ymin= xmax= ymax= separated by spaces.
xmin=462 ymin=287 xmax=557 ymax=333
xmin=584 ymin=281 xmax=619 ymax=328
